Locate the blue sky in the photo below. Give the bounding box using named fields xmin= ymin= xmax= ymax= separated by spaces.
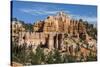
xmin=11 ymin=1 xmax=97 ymax=24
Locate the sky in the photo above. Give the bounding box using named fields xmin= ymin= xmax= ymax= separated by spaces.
xmin=11 ymin=1 xmax=97 ymax=24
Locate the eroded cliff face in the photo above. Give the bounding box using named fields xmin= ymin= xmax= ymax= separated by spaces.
xmin=11 ymin=12 xmax=96 ymax=53
xmin=33 ymin=12 xmax=86 ymax=35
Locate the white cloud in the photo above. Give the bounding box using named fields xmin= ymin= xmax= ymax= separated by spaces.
xmin=20 ymin=8 xmax=69 ymax=15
